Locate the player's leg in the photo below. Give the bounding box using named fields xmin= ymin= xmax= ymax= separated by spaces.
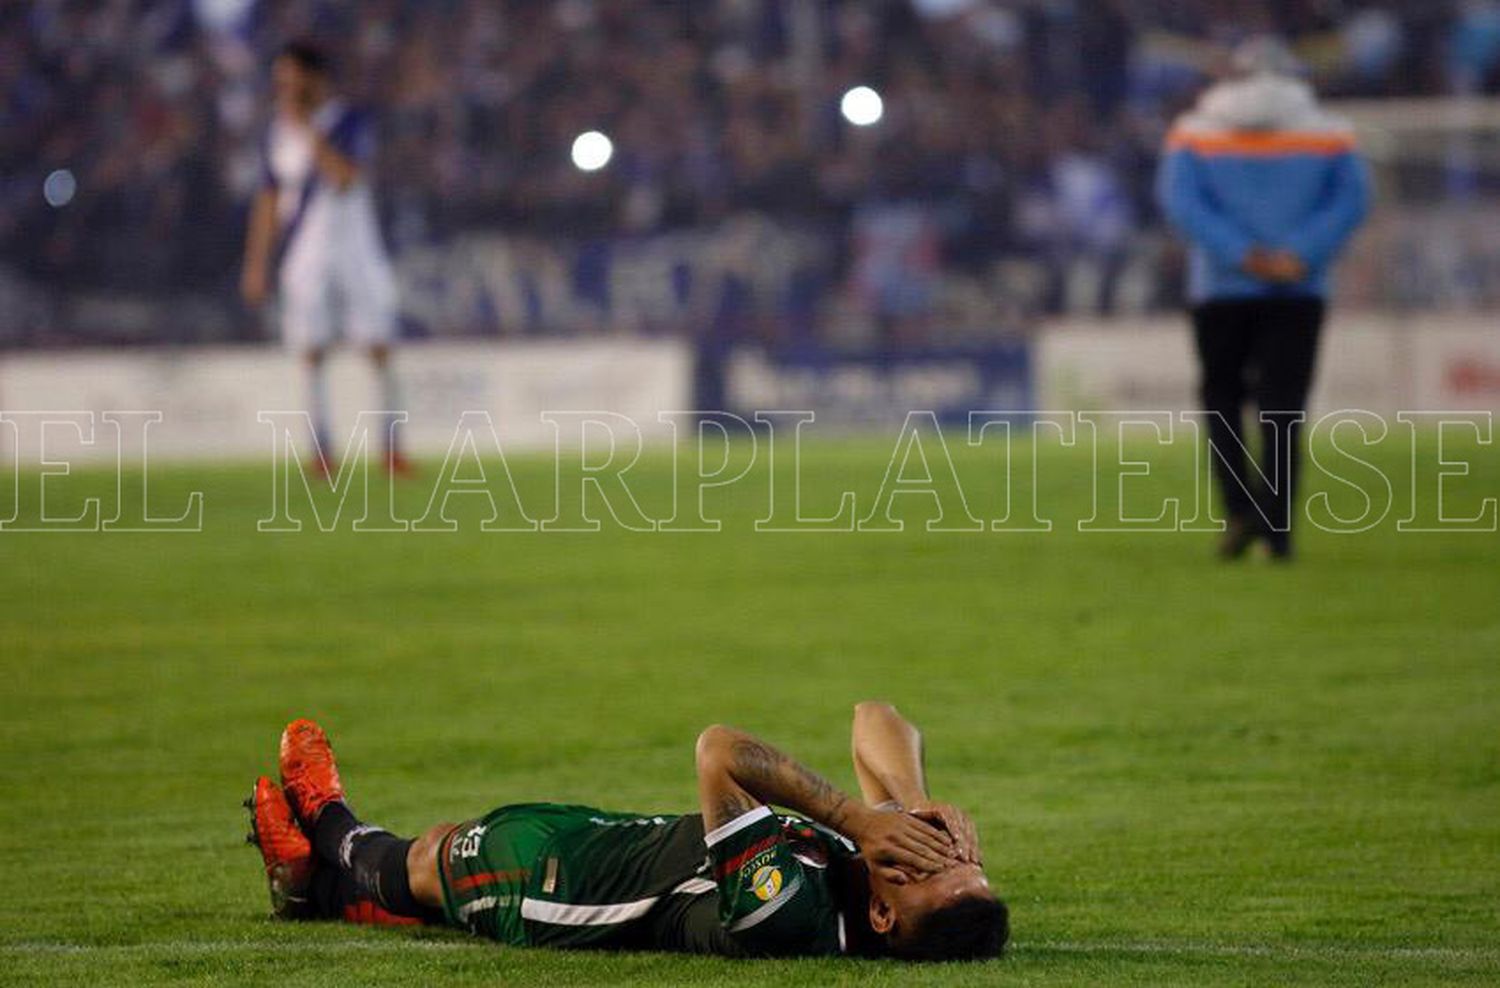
xmin=1248 ymin=297 xmax=1325 ymax=558
xmin=308 ymin=802 xmax=451 ymax=921
xmin=303 ymin=347 xmax=334 ymax=475
xmin=244 ymin=773 xmax=434 ymax=925
xmin=307 ymin=863 xmax=425 ymax=926
xmin=340 ymin=250 xmax=408 ymax=473
xmin=280 ymin=719 xmax=441 ymax=922
xmin=279 ymin=268 xmax=336 ymax=474
xmin=366 ymin=343 xmax=413 ymax=475
xmin=404 ymin=822 xmax=453 ymax=909
xmin=1192 ymin=300 xmax=1259 ymax=556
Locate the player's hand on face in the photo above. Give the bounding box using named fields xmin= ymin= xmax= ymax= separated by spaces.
xmin=853 ymin=806 xmax=958 ymax=878
xmin=910 ymin=802 xmax=981 ymax=865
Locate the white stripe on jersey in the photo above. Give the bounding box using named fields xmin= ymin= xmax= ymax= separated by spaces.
xmin=520 ymin=894 xmax=658 ymax=927
xmin=703 ymin=806 xmax=773 ymax=847
xmin=458 ymin=896 xmax=503 ymax=920
xmin=519 ymin=875 xmax=714 ymax=927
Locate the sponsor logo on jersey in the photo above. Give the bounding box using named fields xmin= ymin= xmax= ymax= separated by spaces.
xmin=750 ymin=864 xmax=783 ymax=902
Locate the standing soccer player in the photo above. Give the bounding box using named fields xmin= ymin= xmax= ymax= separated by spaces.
xmin=240 ymin=41 xmax=409 ymax=476
xmin=1158 ymin=37 xmax=1369 ymax=560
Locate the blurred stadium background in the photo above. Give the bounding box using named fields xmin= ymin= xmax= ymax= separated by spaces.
xmin=4 ymin=5 xmax=1500 ymax=985
xmin=5 ymin=0 xmax=1500 ymax=455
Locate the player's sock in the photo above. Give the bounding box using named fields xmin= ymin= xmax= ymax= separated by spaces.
xmin=312 ymin=801 xmax=425 ymax=918
xmin=375 ymin=360 xmax=402 ymax=455
xmin=306 ymin=362 xmax=331 ymax=454
xmin=310 ymin=863 xmax=430 ymax=926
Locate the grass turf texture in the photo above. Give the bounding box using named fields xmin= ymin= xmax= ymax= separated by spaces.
xmin=1 ymin=431 xmax=1497 ymax=986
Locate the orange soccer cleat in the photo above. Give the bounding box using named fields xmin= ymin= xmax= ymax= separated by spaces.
xmin=279 ymin=718 xmax=347 ymax=826
xmin=244 ymin=776 xmax=315 ymax=919
xmin=384 ymin=448 xmax=416 ymax=479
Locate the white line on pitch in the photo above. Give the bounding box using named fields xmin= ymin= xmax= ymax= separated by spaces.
xmin=1020 ymin=940 xmax=1498 ymax=962
xmin=2 ymin=939 xmax=1497 ymax=963
xmin=0 ymin=940 xmax=474 ymax=956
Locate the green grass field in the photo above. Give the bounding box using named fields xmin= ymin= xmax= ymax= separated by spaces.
xmin=2 ymin=430 xmax=1497 ymax=986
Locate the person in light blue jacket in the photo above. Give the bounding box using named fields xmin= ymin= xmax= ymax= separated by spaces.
xmin=1158 ymin=38 xmax=1371 ymax=561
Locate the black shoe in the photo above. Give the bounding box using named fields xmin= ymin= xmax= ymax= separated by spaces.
xmin=1218 ymin=516 xmax=1258 ymax=560
xmin=1265 ymin=529 xmax=1294 ymax=562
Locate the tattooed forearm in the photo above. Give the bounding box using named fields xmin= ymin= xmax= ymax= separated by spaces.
xmin=729 ymin=737 xmax=781 ymax=780
xmin=729 ymin=737 xmax=857 ymax=832
xmin=698 ymin=724 xmax=870 ymax=838
xmin=788 ymin=757 xmax=855 ymax=829
xmin=707 ymin=788 xmax=759 ymax=831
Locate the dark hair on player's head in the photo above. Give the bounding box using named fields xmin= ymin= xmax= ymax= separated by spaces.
xmin=278 ymin=40 xmax=330 ymax=76
xmin=893 ymin=895 xmax=1009 ymax=962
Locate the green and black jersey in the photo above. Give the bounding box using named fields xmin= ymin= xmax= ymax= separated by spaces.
xmin=435 ymin=802 xmax=859 ymax=956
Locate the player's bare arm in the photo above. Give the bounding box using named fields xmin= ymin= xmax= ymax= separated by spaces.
xmin=851 ymin=700 xmax=928 ymax=808
xmin=851 ymin=701 xmax=981 ymax=865
xmin=240 ymin=186 xmax=278 ymax=306
xmin=694 ymin=722 xmax=957 ymax=877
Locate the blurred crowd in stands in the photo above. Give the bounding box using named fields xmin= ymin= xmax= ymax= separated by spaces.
xmin=5 ymin=0 xmax=1500 ymax=346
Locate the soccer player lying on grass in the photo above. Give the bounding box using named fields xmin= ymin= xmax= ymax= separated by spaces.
xmin=245 ymin=702 xmax=1008 ymax=960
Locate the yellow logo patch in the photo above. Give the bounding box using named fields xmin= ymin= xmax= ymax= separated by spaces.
xmin=750 ymin=864 xmax=783 ymax=902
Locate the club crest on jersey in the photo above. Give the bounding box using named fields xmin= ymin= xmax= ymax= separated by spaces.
xmin=750 ymin=864 xmax=783 ymax=902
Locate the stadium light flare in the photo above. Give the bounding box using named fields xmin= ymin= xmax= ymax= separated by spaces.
xmin=571 ymin=131 xmax=614 ymax=172
xmin=44 ymin=169 xmax=76 ymax=207
xmin=840 ymin=86 xmax=883 ymax=127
